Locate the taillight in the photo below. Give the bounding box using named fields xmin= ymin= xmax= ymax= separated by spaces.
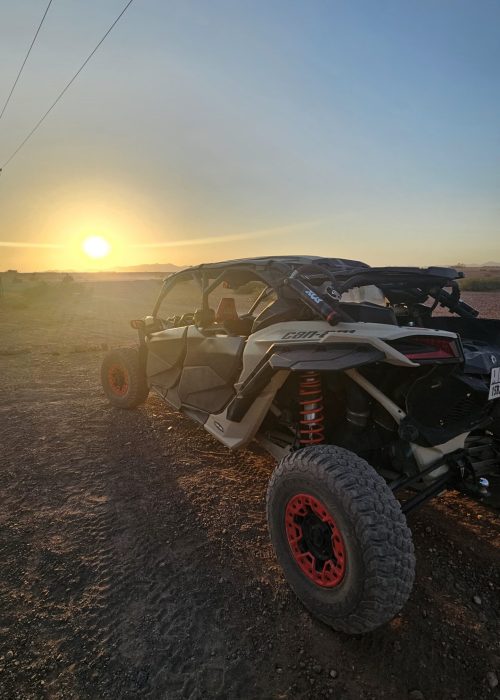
xmin=390 ymin=335 xmax=462 ymax=363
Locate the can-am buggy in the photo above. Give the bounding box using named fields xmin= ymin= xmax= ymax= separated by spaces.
xmin=101 ymin=256 xmax=500 ymax=633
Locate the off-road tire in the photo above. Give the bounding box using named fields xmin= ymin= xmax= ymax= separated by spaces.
xmin=101 ymin=347 xmax=149 ymax=409
xmin=266 ymin=445 xmax=415 ymax=634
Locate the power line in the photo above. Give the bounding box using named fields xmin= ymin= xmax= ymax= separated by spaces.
xmin=0 ymin=0 xmax=54 ymax=123
xmin=0 ymin=0 xmax=136 ymax=172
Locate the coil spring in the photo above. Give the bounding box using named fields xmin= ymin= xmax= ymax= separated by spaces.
xmin=298 ymin=371 xmax=325 ymax=445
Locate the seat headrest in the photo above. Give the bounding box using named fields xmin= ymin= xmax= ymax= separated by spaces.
xmin=215 ymin=297 xmax=239 ymax=323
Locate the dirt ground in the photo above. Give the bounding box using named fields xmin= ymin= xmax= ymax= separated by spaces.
xmin=0 ymin=280 xmax=499 ymax=700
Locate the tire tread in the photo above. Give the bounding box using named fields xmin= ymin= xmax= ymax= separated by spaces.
xmin=266 ymin=445 xmax=415 ymax=634
xmin=101 ymin=347 xmax=149 ymax=409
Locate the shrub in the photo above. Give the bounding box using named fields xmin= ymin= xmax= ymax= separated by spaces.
xmin=460 ymin=277 xmax=500 ymax=291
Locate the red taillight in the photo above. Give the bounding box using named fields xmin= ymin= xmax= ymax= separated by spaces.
xmin=405 ymin=336 xmax=457 ymax=360
xmin=391 ymin=335 xmax=461 ymax=362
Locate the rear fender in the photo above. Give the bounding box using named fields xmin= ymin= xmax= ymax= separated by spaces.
xmin=268 ymin=344 xmax=385 ymax=372
xmin=200 ymin=343 xmax=385 ymax=450
xmin=218 ymin=343 xmax=384 ymax=438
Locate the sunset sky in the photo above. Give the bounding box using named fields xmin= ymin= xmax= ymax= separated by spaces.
xmin=0 ymin=0 xmax=499 ymax=271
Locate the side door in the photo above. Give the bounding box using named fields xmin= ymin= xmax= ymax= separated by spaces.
xmin=176 ymin=279 xmax=254 ymax=416
xmin=176 ymin=326 xmax=245 ymax=414
xmin=146 ymin=275 xmax=199 ymax=404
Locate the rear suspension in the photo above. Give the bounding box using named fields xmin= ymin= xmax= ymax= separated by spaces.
xmin=298 ymin=371 xmax=325 ymax=445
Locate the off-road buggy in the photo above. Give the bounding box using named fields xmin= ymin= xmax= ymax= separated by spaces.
xmin=101 ymin=256 xmax=500 ymax=633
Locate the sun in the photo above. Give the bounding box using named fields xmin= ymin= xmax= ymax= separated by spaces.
xmin=82 ymin=235 xmax=111 ymax=259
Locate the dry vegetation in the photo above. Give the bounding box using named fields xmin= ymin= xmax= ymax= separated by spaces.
xmin=457 ymin=265 xmax=500 ymax=291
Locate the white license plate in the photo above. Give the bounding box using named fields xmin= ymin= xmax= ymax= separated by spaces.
xmin=489 ymin=366 xmax=500 ymax=400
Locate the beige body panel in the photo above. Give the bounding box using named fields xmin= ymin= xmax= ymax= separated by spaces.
xmin=239 ymin=320 xmax=458 ymax=380
xmin=204 ymin=370 xmax=289 ymax=449
xmin=201 ymin=320 xmax=461 ymax=455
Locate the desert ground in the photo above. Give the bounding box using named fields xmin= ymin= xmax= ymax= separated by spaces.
xmin=0 ymin=274 xmax=499 ymax=700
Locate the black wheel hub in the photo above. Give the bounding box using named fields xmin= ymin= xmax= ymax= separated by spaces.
xmin=112 ymin=369 xmax=126 ymax=388
xmin=299 ymin=512 xmax=334 ymax=562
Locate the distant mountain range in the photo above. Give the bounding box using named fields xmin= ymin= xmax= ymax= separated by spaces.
xmin=454 ymin=262 xmax=500 ymax=268
xmin=114 ymin=262 xmax=500 ymax=273
xmin=114 ymin=263 xmax=184 ymax=273
xmin=115 ymin=261 xmax=500 ymax=272
xmin=6 ymin=260 xmax=499 ymax=275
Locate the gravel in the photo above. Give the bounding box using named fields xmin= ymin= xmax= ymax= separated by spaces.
xmin=486 ymin=671 xmax=499 ymax=689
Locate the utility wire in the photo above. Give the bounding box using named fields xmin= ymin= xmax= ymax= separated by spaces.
xmin=0 ymin=0 xmax=54 ymax=123
xmin=0 ymin=0 xmax=135 ymax=172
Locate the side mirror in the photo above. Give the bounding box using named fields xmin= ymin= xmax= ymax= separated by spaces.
xmin=130 ymin=319 xmax=145 ymax=330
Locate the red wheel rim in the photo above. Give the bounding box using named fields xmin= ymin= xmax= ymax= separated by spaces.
xmin=285 ymin=493 xmax=346 ymax=587
xmin=107 ymin=363 xmax=129 ymax=396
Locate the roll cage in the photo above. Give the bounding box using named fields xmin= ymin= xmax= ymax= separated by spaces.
xmin=151 ymin=256 xmax=479 ymax=324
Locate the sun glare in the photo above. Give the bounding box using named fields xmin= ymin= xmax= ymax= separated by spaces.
xmin=82 ymin=235 xmax=111 ymax=259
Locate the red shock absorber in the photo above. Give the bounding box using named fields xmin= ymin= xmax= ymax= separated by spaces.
xmin=298 ymin=371 xmax=325 ymax=445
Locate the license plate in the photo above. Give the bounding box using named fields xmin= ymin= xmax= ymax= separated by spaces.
xmin=489 ymin=366 xmax=500 ymax=400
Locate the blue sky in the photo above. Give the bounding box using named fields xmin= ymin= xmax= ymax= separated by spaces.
xmin=0 ymin=0 xmax=499 ymax=270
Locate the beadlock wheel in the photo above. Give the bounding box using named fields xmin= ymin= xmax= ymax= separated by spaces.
xmin=101 ymin=347 xmax=149 ymax=409
xmin=107 ymin=363 xmax=130 ymax=397
xmin=267 ymin=445 xmax=416 ymax=634
xmin=285 ymin=493 xmax=346 ymax=587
